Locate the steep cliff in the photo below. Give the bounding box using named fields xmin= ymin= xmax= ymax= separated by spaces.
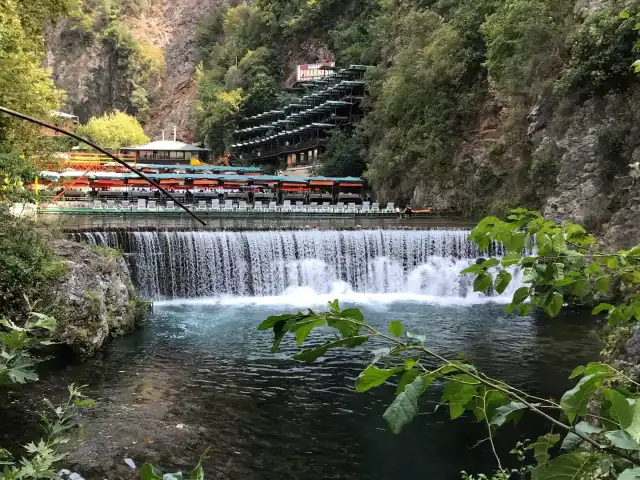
xmin=44 ymin=0 xmax=226 ymax=140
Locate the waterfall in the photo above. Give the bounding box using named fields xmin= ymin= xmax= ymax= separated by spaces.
xmin=75 ymin=229 xmax=520 ymax=302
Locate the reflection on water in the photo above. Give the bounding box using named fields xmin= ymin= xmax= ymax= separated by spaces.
xmin=0 ymin=301 xmax=601 ymax=480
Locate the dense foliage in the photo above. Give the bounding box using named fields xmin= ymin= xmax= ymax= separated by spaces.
xmin=0 ymin=0 xmax=79 ymax=156
xmin=76 ymin=110 xmax=149 ymax=149
xmin=194 ymin=0 xmax=640 ymax=214
xmin=259 ymin=209 xmax=640 ymax=479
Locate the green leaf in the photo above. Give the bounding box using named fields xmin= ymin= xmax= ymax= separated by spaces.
xmin=473 ymin=273 xmax=492 ymax=292
xmin=292 ymin=336 xmax=368 ymax=362
xmin=571 ymin=279 xmax=590 ymax=298
xmin=560 ymin=374 xmax=604 ymax=423
xmin=141 ymin=464 xmax=164 ymax=480
xmin=501 ymin=252 xmax=521 ymax=267
xmin=554 ymin=278 xmax=575 ymax=287
xmin=604 ymin=388 xmax=633 ymax=428
xmin=569 ymin=362 xmax=613 ymax=379
xmin=355 ymin=364 xmax=403 ymax=393
xmin=27 ymin=313 xmax=57 ymax=331
xmin=257 ymin=313 xmax=299 ymax=331
xmin=551 ymin=233 xmax=566 ymax=253
xmin=624 ymin=399 xmax=640 ymax=442
xmin=388 ymin=320 xmax=403 ymax=337
xmin=621 ymin=10 xmax=631 ymax=18
xmin=518 ymin=304 xmax=533 ymax=316
xmin=512 ymin=287 xmax=530 ymax=305
xmin=406 ymin=331 xmax=426 ymax=344
xmin=494 ymin=270 xmax=512 ymax=295
xmin=538 ymin=452 xmax=594 ymax=480
xmin=396 ymin=369 xmax=420 ymax=395
xmin=440 ymin=374 xmax=480 ymax=419
xmin=605 ymin=430 xmax=640 ymax=450
xmin=0 ymin=331 xmax=29 ymax=350
xmin=371 ymin=347 xmax=391 ymax=363
xmin=383 ymin=374 xmax=431 ymax=434
xmin=327 ymin=308 xmax=363 ymax=338
xmin=6 ymin=356 xmax=38 ymax=384
xmin=560 ymin=421 xmax=603 ymax=450
xmin=482 ymin=258 xmax=500 ymax=268
xmin=619 ymin=468 xmax=640 ymax=480
xmin=592 ymin=303 xmax=614 ymax=315
xmin=596 ymin=276 xmax=610 ymax=293
xmin=189 ymin=446 xmax=211 ymax=480
xmin=290 ymin=318 xmax=326 ymax=346
xmin=73 ymin=399 xmax=96 ymax=408
xmin=531 ymin=434 xmax=560 ymax=480
xmin=490 ymin=401 xmax=527 ymax=427
xmin=537 ymin=233 xmax=552 ymax=254
xmin=545 ymin=292 xmax=563 ymax=318
xmin=461 ymin=264 xmax=486 ymax=275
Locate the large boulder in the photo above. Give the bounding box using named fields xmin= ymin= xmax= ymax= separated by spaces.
xmin=48 ymin=240 xmax=147 ymax=356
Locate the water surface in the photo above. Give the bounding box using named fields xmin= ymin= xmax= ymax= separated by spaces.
xmin=2 ymin=300 xmax=601 ymax=480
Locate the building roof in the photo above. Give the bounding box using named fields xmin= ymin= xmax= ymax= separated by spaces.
xmin=120 ymin=140 xmax=210 ymax=152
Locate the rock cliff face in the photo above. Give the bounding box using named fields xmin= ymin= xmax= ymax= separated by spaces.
xmin=410 ymin=90 xmax=640 ymax=248
xmin=45 ymin=0 xmax=227 ymax=140
xmin=49 ymin=240 xmax=144 ymax=355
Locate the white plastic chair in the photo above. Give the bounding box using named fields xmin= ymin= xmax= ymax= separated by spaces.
xmin=210 ymin=200 xmax=221 ymax=212
xmin=310 ymin=202 xmax=318 ymax=213
xmin=166 ymin=200 xmax=175 ymax=211
xmin=120 ymin=200 xmax=130 ymax=211
xmin=198 ymin=200 xmax=208 ymax=211
xmin=295 ymin=201 xmax=304 ymax=212
xmin=148 ymin=200 xmax=157 ymax=211
xmin=238 ymin=201 xmax=248 ymax=212
xmin=371 ymin=202 xmax=380 ymax=213
xmin=385 ymin=202 xmax=395 ymax=213
xmin=223 ymin=200 xmax=234 ymax=212
xmin=322 ymin=202 xmax=331 ymax=213
xmin=282 ymin=200 xmax=292 ymax=212
xmin=362 ymin=201 xmax=370 ymax=213
xmin=106 ymin=200 xmax=116 ymax=210
xmin=137 ymin=199 xmax=146 ymax=210
xmin=268 ymin=201 xmax=278 ymax=212
xmin=336 ymin=202 xmax=345 ymax=214
xmin=347 ymin=203 xmax=356 ymax=214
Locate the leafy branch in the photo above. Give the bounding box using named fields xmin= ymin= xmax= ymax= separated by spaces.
xmin=259 ymin=209 xmax=640 ymax=479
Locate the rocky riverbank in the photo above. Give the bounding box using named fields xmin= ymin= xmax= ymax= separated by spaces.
xmin=48 ymin=240 xmax=148 ymax=356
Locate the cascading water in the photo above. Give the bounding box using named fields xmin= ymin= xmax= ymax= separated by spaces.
xmin=75 ymin=229 xmax=521 ymax=302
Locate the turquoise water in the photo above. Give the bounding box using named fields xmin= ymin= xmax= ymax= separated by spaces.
xmin=2 ymin=300 xmax=601 ymax=480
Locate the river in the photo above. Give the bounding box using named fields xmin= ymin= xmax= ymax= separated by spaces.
xmin=0 ymin=228 xmax=602 ymax=479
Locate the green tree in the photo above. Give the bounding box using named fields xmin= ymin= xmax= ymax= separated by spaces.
xmin=76 ymin=110 xmax=149 ymax=149
xmin=318 ymin=129 xmax=366 ymax=178
xmin=0 ymin=0 xmax=79 ymax=156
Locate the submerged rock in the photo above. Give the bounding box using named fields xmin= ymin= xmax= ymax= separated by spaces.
xmin=48 ymin=240 xmax=149 ymax=356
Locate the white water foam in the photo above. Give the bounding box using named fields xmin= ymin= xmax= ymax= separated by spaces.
xmin=77 ymin=229 xmax=521 ymax=303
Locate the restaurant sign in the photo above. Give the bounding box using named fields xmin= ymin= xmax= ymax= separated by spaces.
xmin=296 ymin=63 xmax=335 ymax=82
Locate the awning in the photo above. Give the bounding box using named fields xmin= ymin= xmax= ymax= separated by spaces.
xmin=91 ymin=179 xmax=124 ymax=186
xmin=129 ymin=179 xmax=150 ymax=185
xmin=339 ymin=182 xmax=363 ymax=187
xmin=309 ymin=180 xmax=334 ymax=186
xmin=194 ymin=180 xmax=219 ymax=185
xmin=160 ymin=180 xmax=182 ymax=185
xmin=223 ymin=181 xmax=248 ymax=186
